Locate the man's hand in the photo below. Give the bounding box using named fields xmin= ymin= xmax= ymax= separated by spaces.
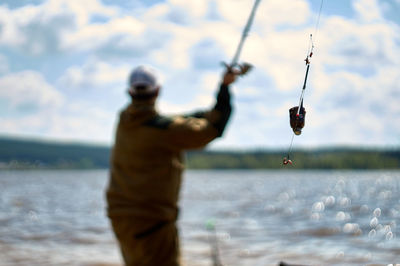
xmin=222 ymin=70 xmax=239 ymax=86
xmin=222 ymin=63 xmax=252 ymax=86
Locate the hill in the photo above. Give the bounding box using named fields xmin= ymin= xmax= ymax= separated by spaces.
xmin=0 ymin=137 xmax=110 ymax=169
xmin=0 ymin=137 xmax=399 ymax=169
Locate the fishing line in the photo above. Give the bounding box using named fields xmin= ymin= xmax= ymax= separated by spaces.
xmin=286 ymin=133 xmax=296 ymax=162
xmin=313 ymin=0 xmax=324 ymax=42
xmin=283 ymin=0 xmax=325 ymax=166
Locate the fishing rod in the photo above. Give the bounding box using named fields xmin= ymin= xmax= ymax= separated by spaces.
xmin=283 ymin=0 xmax=324 ymax=166
xmin=207 ymin=2 xmax=263 ymax=265
xmin=223 ymin=0 xmax=262 ymax=75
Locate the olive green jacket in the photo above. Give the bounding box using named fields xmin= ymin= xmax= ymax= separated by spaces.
xmin=106 ymin=84 xmax=231 ymax=222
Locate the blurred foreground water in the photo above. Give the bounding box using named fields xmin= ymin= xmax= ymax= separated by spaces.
xmin=0 ymin=170 xmax=399 ymax=266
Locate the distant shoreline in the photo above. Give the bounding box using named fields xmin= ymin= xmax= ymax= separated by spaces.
xmin=1 ymin=137 xmax=399 ymax=170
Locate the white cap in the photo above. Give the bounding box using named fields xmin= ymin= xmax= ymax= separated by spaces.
xmin=129 ymin=65 xmax=159 ymax=95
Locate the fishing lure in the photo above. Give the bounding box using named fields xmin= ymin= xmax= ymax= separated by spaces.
xmin=283 ymin=0 xmax=324 ymax=166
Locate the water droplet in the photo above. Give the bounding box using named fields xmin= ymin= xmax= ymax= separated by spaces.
xmin=311 ymin=212 xmax=321 ymax=221
xmin=336 ymin=211 xmax=345 ymax=221
xmin=336 ymin=179 xmax=345 ymax=189
xmin=373 ymin=208 xmax=381 ymax=217
xmin=284 ymin=207 xmax=294 ymax=216
xmin=370 ymin=217 xmax=378 ymax=228
xmin=384 ymin=225 xmax=391 ymax=234
xmin=339 ymin=197 xmax=351 ymax=207
xmin=324 ymin=196 xmax=335 ymax=207
xmin=386 ymin=231 xmax=393 ymax=241
xmin=343 ymin=223 xmax=354 ymax=233
xmin=335 ymin=211 xmax=350 ymax=221
xmin=363 ymin=252 xmax=372 ymax=261
xmin=28 ymin=210 xmax=38 ymax=222
xmin=335 ymin=251 xmax=344 ymax=259
xmin=343 ymin=223 xmax=361 ymax=235
xmin=368 ymin=229 xmax=376 ymax=238
xmin=312 ymin=201 xmax=325 ymax=212
xmin=278 ymin=192 xmax=290 ymax=202
xmin=336 ymin=212 xmax=346 ymax=221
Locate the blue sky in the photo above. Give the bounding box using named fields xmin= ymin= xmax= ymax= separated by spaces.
xmin=0 ymin=0 xmax=399 ymax=149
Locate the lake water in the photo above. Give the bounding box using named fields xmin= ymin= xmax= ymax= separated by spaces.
xmin=0 ymin=170 xmax=399 ymax=266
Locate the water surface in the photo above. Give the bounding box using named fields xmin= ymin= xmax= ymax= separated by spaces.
xmin=0 ymin=170 xmax=399 ymax=266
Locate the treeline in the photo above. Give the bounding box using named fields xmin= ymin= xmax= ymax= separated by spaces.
xmin=186 ymin=149 xmax=400 ymax=169
xmin=0 ymin=137 xmax=399 ymax=169
xmin=0 ymin=137 xmax=110 ymax=169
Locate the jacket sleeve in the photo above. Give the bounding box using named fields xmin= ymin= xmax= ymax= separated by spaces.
xmin=164 ymin=115 xmax=219 ymax=150
xmin=182 ymin=84 xmax=232 ymax=136
xmin=212 ymin=84 xmax=232 ymax=137
xmin=164 ymin=83 xmax=233 ymax=150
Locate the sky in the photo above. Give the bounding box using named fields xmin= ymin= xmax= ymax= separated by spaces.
xmin=0 ymin=0 xmax=399 ymax=150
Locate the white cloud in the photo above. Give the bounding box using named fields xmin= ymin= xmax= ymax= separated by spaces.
xmin=353 ymin=0 xmax=383 ymax=22
xmin=158 ymin=80 xmax=216 ymax=115
xmin=58 ymin=59 xmax=130 ymax=90
xmin=0 ymin=103 xmax=116 ymax=144
xmin=41 ymin=102 xmax=116 ymax=143
xmin=0 ymin=0 xmax=119 ymax=55
xmin=155 ymin=0 xmax=400 ymax=148
xmin=166 ymin=0 xmax=209 ymax=23
xmin=0 ymin=0 xmax=399 ymax=147
xmin=45 ymin=0 xmax=118 ymax=26
xmin=62 ymin=16 xmax=145 ymax=52
xmin=0 ymin=70 xmax=117 ymax=143
xmin=257 ymin=0 xmax=310 ymax=27
xmin=0 ymin=71 xmax=63 ymax=111
xmin=0 ymin=6 xmax=26 ymax=46
xmin=0 ymin=4 xmax=75 ymax=54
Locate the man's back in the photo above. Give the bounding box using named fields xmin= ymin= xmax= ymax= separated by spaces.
xmin=106 ymin=65 xmax=238 ymax=266
xmin=107 ymin=104 xmax=180 ymax=222
xmin=107 ymin=102 xmax=219 ymax=221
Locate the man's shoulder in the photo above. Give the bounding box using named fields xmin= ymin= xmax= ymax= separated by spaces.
xmin=143 ymin=114 xmax=174 ymax=129
xmin=143 ymin=111 xmax=213 ymax=131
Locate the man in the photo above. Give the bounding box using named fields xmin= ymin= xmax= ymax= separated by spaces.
xmin=106 ymin=65 xmax=244 ymax=266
